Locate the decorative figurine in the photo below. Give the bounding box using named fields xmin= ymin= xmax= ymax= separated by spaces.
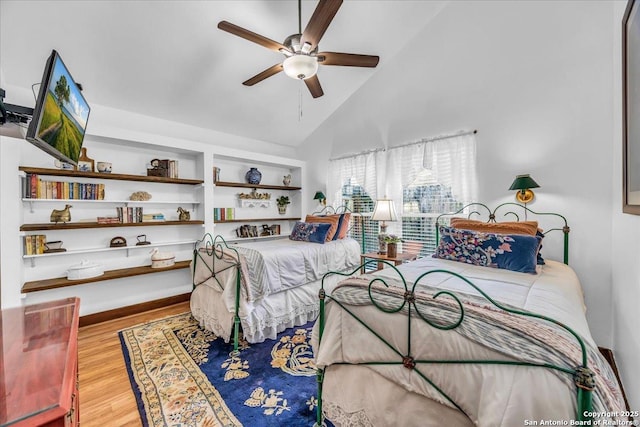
xmin=129 ymin=191 xmax=152 ymax=201
xmin=77 ymin=147 xmax=95 ymax=172
xmin=136 ymin=234 xmax=151 ymax=246
xmin=50 ymin=204 xmax=72 ymax=224
xmin=44 ymin=240 xmax=66 ymax=253
xmin=109 ymin=236 xmax=127 ymax=247
xmin=177 ymin=207 xmax=191 ymax=221
xmin=283 ymin=174 xmax=292 ymax=186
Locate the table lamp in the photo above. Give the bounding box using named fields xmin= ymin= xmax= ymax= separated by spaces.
xmin=371 ymin=198 xmax=398 ymax=254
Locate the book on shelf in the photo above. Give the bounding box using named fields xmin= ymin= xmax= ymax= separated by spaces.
xmin=97 ymin=216 xmax=121 ymax=224
xmin=23 ymin=173 xmax=105 ymax=200
xmin=116 ymin=207 xmax=144 ymax=223
xmin=146 ymin=159 xmax=179 ymax=178
xmin=214 ymin=207 xmax=235 ymax=221
xmin=23 ymin=234 xmax=46 ymax=255
xmin=142 ymin=213 xmax=165 ymax=222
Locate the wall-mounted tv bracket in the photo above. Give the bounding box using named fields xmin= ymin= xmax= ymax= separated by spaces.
xmin=0 ymin=88 xmax=34 ymax=126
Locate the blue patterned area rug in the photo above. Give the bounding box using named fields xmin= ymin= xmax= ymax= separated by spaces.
xmin=119 ymin=312 xmax=330 ymax=427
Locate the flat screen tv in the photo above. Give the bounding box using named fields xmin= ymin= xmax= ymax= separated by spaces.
xmin=26 ymin=50 xmax=90 ymax=166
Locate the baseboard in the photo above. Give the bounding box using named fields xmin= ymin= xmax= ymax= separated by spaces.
xmin=79 ymin=293 xmax=190 ymax=327
xmin=598 ymin=346 xmax=631 ymax=412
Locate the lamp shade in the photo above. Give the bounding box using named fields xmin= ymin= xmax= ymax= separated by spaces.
xmin=371 ymin=199 xmax=398 ymax=222
xmin=283 ymin=54 xmax=318 ymax=80
xmin=508 ymin=174 xmax=540 ymax=191
xmin=509 ymin=174 xmax=540 ymax=204
xmin=313 ymin=191 xmax=326 ymax=201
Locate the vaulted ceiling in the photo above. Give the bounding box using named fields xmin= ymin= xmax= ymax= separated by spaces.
xmin=0 ymin=0 xmax=446 ymax=147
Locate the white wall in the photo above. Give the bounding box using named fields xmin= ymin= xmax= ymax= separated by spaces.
xmin=611 ymin=0 xmax=640 ymax=410
xmin=299 ymin=0 xmax=625 ymax=381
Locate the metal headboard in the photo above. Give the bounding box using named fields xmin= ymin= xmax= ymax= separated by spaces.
xmin=435 ymin=202 xmax=570 ymax=265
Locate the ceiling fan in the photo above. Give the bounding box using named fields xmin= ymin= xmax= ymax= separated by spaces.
xmin=218 ymin=0 xmax=379 ymax=98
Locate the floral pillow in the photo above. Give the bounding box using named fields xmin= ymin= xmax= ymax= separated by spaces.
xmin=433 ymin=226 xmax=542 ymax=274
xmin=289 ymin=221 xmax=332 ymax=244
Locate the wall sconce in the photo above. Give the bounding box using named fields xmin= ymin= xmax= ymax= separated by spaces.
xmin=313 ymin=191 xmax=326 ymax=206
xmin=371 ymin=198 xmax=398 ymax=254
xmin=508 ymin=174 xmax=540 ymax=204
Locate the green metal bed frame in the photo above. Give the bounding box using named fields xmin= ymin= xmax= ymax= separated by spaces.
xmin=192 ymin=233 xmax=243 ymax=356
xmin=313 ymin=203 xmax=599 ymax=426
xmin=191 ymin=205 xmax=356 ymax=356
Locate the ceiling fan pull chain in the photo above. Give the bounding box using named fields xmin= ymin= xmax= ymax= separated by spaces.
xmin=298 ymin=82 xmax=303 ymax=121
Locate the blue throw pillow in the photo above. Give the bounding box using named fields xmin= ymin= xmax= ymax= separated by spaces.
xmin=289 ymin=221 xmax=332 ymax=244
xmin=433 ymin=226 xmax=542 ymax=274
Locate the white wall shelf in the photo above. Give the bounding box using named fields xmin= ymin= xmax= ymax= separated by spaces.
xmin=23 ymin=239 xmax=197 ymax=266
xmin=22 ymin=198 xmax=200 ymax=213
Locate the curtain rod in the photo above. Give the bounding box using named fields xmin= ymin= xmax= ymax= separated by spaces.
xmin=329 ymin=129 xmax=477 ymax=162
xmin=329 ymin=146 xmax=386 ymax=162
xmin=388 ymin=129 xmax=478 ymax=152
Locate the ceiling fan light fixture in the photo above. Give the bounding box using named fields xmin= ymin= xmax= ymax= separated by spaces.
xmin=283 ymin=54 xmax=318 ymax=80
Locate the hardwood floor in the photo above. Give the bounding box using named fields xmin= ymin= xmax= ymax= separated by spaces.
xmin=78 ymin=301 xmax=190 ymax=426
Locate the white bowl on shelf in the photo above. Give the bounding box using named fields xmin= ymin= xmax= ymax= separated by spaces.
xmin=66 ymin=260 xmax=105 ymax=280
xmin=150 ymin=248 xmax=175 ymax=268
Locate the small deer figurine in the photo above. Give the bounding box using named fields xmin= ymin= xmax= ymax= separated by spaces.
xmin=177 ymin=207 xmax=190 ymax=221
xmin=50 ymin=204 xmax=72 ymax=224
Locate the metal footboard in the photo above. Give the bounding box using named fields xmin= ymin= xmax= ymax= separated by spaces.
xmin=314 ymin=262 xmax=595 ymax=426
xmin=192 ymin=233 xmax=243 ymax=356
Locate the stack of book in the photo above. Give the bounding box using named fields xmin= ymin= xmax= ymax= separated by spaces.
xmin=116 ymin=207 xmax=144 ymax=223
xmin=23 ymin=173 xmax=105 ymax=200
xmin=213 ymin=207 xmax=235 ymax=221
xmin=142 ymin=213 xmax=165 ymax=222
xmin=146 ymin=159 xmax=179 ymax=178
xmin=23 ymin=235 xmax=46 ymax=255
xmin=97 ymin=216 xmax=120 ymax=224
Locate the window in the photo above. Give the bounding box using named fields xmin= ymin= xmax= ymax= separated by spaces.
xmin=387 ymin=133 xmax=477 ymax=256
xmin=341 ymin=178 xmax=377 ymax=254
xmin=401 ymin=169 xmax=464 ymax=256
xmin=328 ymin=131 xmax=478 ymax=258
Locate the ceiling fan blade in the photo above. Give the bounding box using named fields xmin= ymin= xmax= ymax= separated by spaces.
xmin=242 ymin=63 xmax=284 ymax=86
xmin=317 ymin=52 xmax=379 ymax=67
xmin=304 ymin=75 xmax=324 ymax=98
xmin=218 ymin=21 xmax=288 ymax=53
xmin=301 ymin=0 xmax=343 ymax=51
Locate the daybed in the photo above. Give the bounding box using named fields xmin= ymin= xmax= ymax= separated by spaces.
xmin=312 ymin=203 xmax=627 ymax=427
xmin=191 ymin=209 xmax=360 ymax=349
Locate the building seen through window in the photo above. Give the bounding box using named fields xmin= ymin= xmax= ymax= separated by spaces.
xmin=341 ymin=170 xmax=463 ymax=257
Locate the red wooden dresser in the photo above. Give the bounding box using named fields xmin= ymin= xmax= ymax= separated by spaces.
xmin=1 ymin=297 xmax=80 ymax=426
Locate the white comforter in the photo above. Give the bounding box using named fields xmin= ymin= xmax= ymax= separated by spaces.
xmin=312 ymin=258 xmax=625 ymax=426
xmin=191 ymin=237 xmax=361 ymax=343
xmin=234 ymin=237 xmax=362 ymax=300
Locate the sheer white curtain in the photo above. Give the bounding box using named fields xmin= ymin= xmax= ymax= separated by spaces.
xmin=422 ymin=132 xmax=478 ymax=206
xmin=384 ymin=132 xmax=478 ymax=236
xmin=327 ymin=150 xmax=382 ymax=207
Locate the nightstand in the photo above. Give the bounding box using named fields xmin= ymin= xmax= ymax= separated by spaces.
xmin=360 ymin=251 xmax=417 ymax=273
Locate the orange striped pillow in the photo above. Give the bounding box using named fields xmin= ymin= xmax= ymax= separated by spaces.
xmin=449 ymin=218 xmax=538 ymax=236
xmin=305 ymin=215 xmax=340 ymax=241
